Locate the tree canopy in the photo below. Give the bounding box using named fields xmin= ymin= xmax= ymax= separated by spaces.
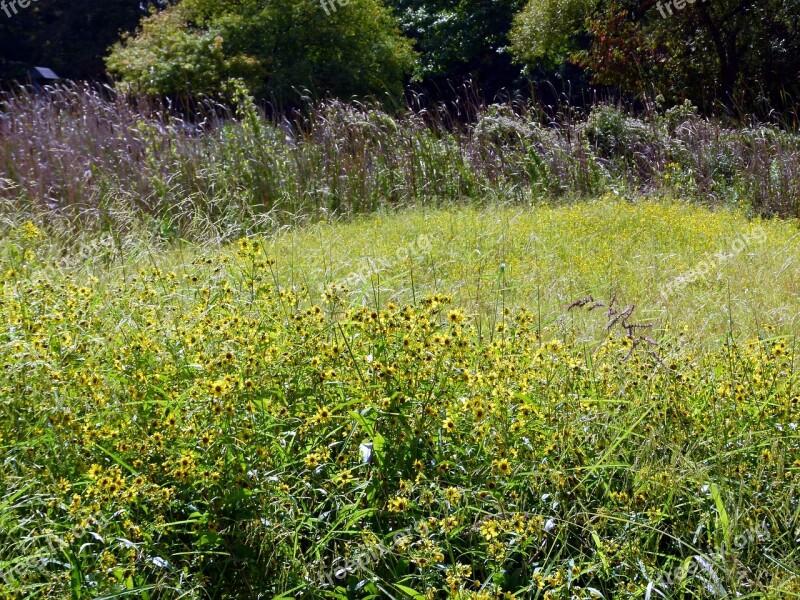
xmin=105 ymin=0 xmax=416 ymax=104
xmin=510 ymin=0 xmax=800 ymax=110
xmin=1 ymin=0 xmax=799 ymax=112
xmin=385 ymin=0 xmax=526 ymax=93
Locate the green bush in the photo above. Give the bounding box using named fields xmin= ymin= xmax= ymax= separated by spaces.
xmin=106 ymin=0 xmax=416 ymax=104
xmin=581 ymin=104 xmax=655 ymax=161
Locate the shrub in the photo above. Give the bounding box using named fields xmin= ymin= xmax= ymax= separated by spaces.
xmin=106 ymin=0 xmax=416 ymax=104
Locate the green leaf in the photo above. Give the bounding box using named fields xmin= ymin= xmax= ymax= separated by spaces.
xmin=391 ymin=583 xmax=426 ymax=600
xmin=709 ymin=483 xmax=730 ymax=548
xmin=92 ymin=442 xmax=137 ymax=476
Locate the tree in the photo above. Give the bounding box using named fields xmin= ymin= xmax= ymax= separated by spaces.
xmin=106 ymin=0 xmax=416 ymax=104
xmin=509 ymin=0 xmax=800 ymax=110
xmin=509 ymin=0 xmax=594 ymax=69
xmin=385 ymin=0 xmax=527 ymax=96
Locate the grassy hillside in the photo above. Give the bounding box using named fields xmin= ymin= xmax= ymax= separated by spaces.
xmin=1 ymin=200 xmax=799 ymax=598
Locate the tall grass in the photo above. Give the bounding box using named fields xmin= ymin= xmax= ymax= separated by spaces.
xmin=1 ymin=84 xmax=799 ymax=240
xmin=1 ymin=214 xmax=799 ymax=598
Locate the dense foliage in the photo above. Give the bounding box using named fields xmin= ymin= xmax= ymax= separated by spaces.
xmin=105 ymin=0 xmax=416 ymax=103
xmin=0 ymin=0 xmax=154 ymax=82
xmin=511 ymin=0 xmax=800 ymax=110
xmin=1 ymin=215 xmax=799 ymax=598
xmin=2 ymin=2 xmax=800 ymax=598
xmin=2 ymin=87 xmax=800 ymax=241
xmin=1 ymin=0 xmax=799 ymax=110
xmin=385 ymin=0 xmax=526 ymax=94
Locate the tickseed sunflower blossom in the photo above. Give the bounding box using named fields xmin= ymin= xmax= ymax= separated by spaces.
xmin=493 ymin=458 xmax=512 ymax=476
xmin=2 ymin=241 xmax=798 ymax=598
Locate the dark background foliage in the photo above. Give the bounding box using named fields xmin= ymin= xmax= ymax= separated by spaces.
xmin=0 ymin=0 xmax=163 ymax=82
xmin=0 ymin=0 xmax=799 ymax=114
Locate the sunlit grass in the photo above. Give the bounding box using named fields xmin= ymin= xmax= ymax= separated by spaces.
xmin=263 ymin=196 xmax=800 ymax=344
xmin=1 ymin=198 xmax=799 ymax=599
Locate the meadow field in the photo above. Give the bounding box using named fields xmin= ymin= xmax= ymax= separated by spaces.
xmin=1 ymin=89 xmax=800 ymax=598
